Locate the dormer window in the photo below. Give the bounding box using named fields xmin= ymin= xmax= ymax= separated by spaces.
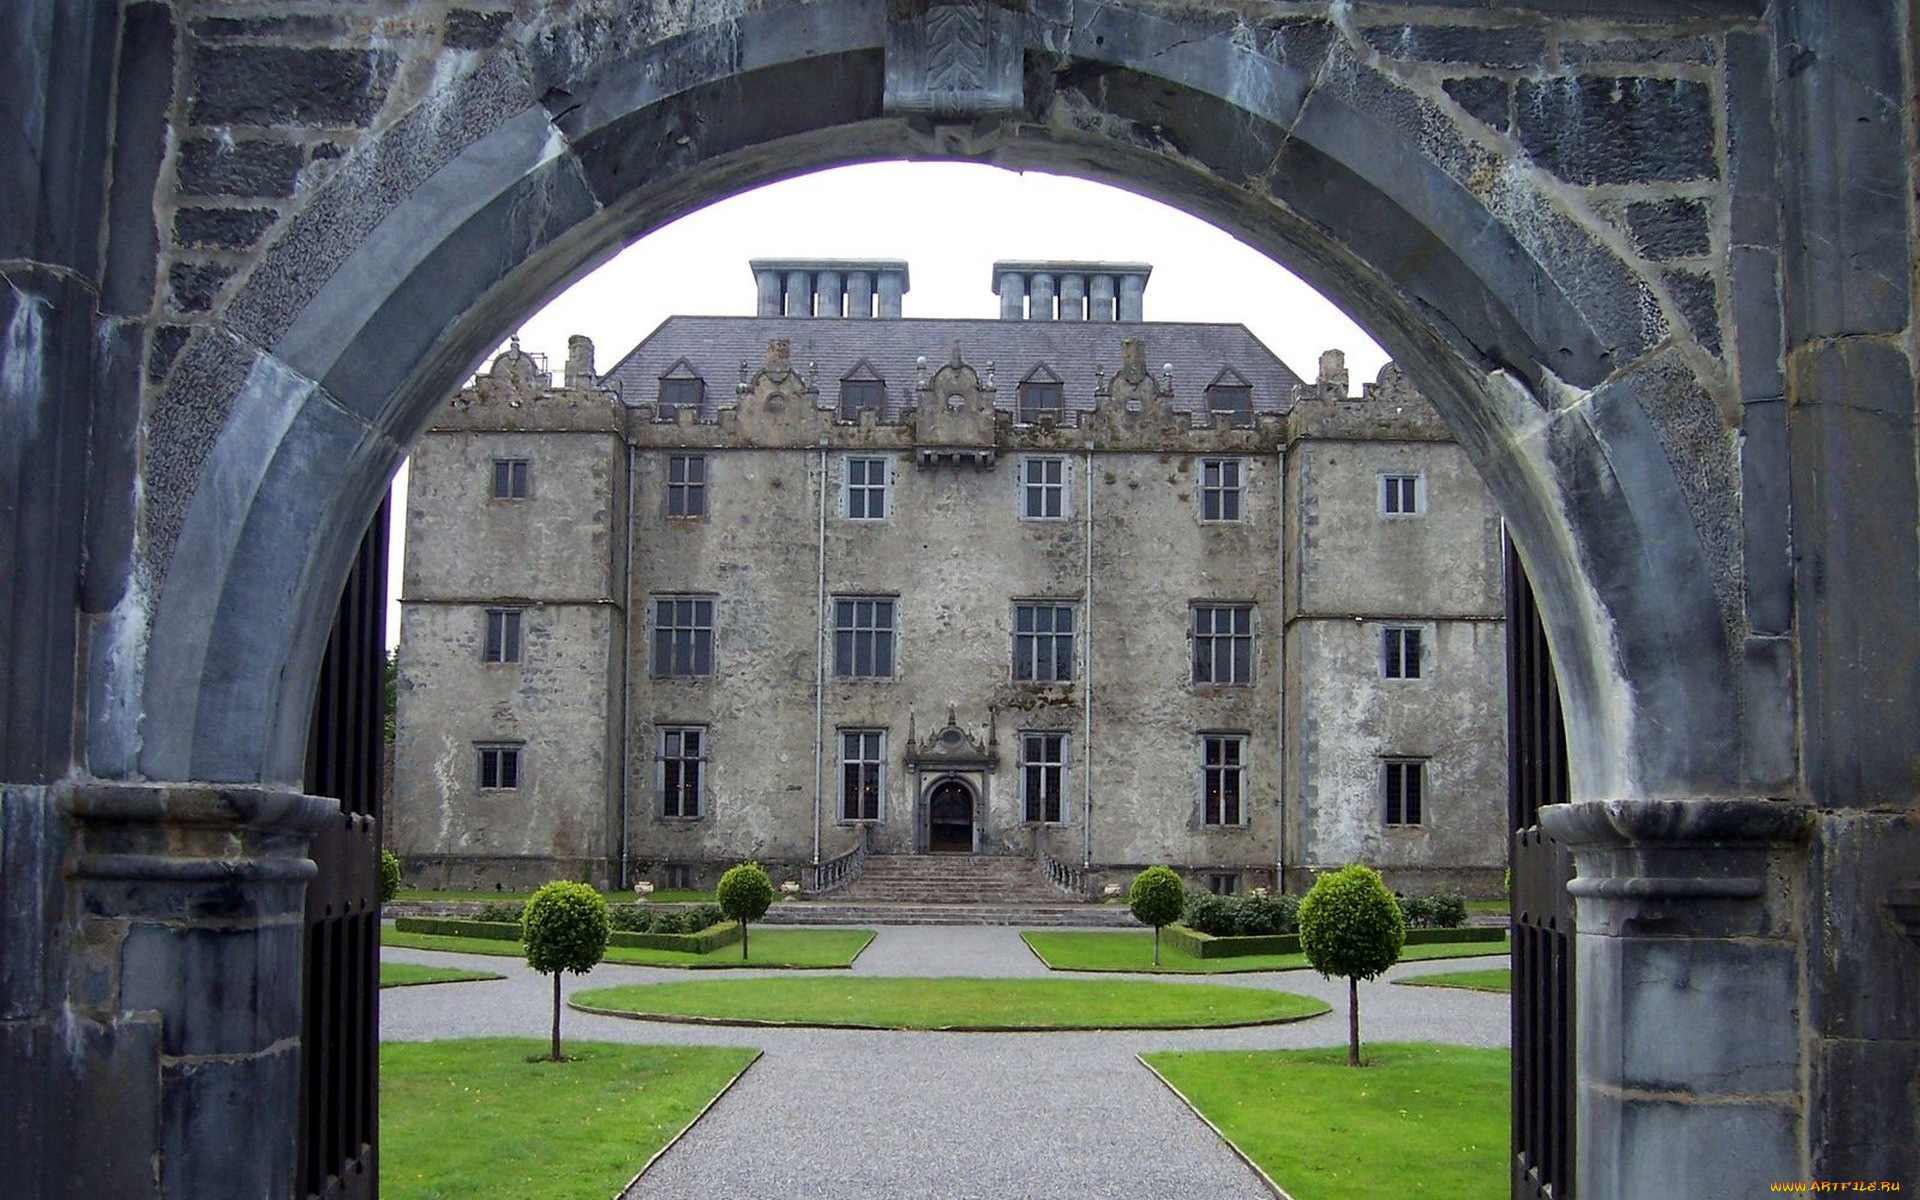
xmin=1205 ymin=369 xmax=1253 ymax=428
xmin=657 ymin=359 xmax=704 ymax=420
xmin=1018 ymin=366 xmax=1063 ymax=424
xmin=840 ymin=362 xmax=886 ymax=421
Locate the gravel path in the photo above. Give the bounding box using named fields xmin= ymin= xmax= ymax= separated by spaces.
xmin=381 ymin=925 xmax=1508 ymax=1199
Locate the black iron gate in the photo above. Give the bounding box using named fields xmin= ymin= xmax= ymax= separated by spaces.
xmin=300 ymin=498 xmax=388 ymax=1200
xmin=1507 ymin=538 xmax=1574 ymax=1200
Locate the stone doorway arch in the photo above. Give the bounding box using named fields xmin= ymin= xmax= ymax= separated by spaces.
xmin=925 ymin=776 xmax=978 ymax=854
xmin=5 ymin=4 xmax=1915 ymax=1199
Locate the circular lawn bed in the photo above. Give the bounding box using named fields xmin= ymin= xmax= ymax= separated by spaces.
xmin=571 ymin=976 xmax=1330 ymax=1031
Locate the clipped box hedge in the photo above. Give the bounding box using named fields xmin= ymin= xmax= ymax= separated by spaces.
xmin=392 ymin=915 xmax=742 ymax=955
xmin=1162 ymin=922 xmax=1505 ymax=959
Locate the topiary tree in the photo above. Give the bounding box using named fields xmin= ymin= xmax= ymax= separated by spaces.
xmin=521 ymin=880 xmax=611 ymax=1061
xmin=716 ymin=861 xmax=774 ymax=960
xmin=378 ymin=849 xmax=403 ymax=904
xmin=1298 ymin=864 xmax=1406 ymax=1066
xmin=1128 ymin=865 xmax=1186 ymax=966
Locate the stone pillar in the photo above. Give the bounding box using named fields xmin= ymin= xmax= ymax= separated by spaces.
xmin=997 ymin=269 xmax=1024 ymax=319
xmin=1541 ymin=799 xmax=1812 ymax=1199
xmin=1088 ymin=274 xmax=1115 ymax=320
xmin=877 ymin=270 xmax=904 ymax=319
xmin=846 ymin=270 xmax=872 ymax=318
xmin=564 ymin=335 xmax=595 ymax=388
xmin=1029 ymin=272 xmax=1055 ymax=320
xmin=1059 ymin=274 xmax=1085 ymax=320
xmin=1317 ymin=348 xmax=1348 ymax=400
xmin=1117 ymin=272 xmax=1146 ymax=321
xmin=784 ymin=269 xmax=810 ymax=317
xmin=815 ymin=269 xmax=842 ymax=317
xmin=754 ymin=268 xmax=781 ymax=316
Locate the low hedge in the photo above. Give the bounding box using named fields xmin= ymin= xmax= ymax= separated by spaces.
xmin=393 ymin=916 xmax=742 ymax=954
xmin=1162 ymin=923 xmax=1505 ymax=959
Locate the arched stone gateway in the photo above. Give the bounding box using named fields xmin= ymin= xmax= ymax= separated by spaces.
xmin=2 ymin=2 xmax=1915 ymax=1198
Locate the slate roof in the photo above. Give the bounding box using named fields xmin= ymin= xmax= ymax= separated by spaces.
xmin=598 ymin=317 xmax=1307 ymax=424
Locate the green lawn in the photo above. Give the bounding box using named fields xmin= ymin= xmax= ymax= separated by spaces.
xmin=381 ymin=924 xmax=873 ymax=969
xmin=1397 ymin=967 xmax=1512 ymax=994
xmin=381 ymin=1039 xmax=758 ymax=1200
xmin=394 ymin=887 xmax=718 ymax=904
xmin=379 ymin=962 xmax=504 ymax=989
xmin=1143 ymin=1043 xmax=1509 ymax=1200
xmin=1022 ymin=930 xmax=1510 ymax=974
xmin=1464 ymin=898 xmax=1510 ymax=916
xmin=571 ymin=976 xmax=1329 ymax=1030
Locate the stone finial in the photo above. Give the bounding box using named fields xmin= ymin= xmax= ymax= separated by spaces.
xmin=767 ymin=338 xmax=792 ymax=367
xmin=1120 ymin=336 xmax=1146 ymax=378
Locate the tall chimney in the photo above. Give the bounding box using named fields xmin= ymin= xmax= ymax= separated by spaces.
xmin=565 ymin=335 xmax=596 ymax=388
xmin=750 ymin=260 xmax=911 ymax=318
xmin=994 ymin=262 xmax=1151 ymax=321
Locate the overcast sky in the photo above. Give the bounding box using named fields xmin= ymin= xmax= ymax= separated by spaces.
xmin=387 ymin=160 xmax=1390 ymax=643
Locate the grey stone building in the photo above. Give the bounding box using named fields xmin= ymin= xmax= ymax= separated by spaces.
xmin=391 ymin=259 xmax=1507 ymax=895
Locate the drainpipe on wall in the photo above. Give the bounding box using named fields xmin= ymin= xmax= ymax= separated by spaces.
xmin=1272 ymin=445 xmax=1285 ymax=895
xmin=812 ymin=441 xmax=828 ymax=865
xmin=1082 ymin=446 xmax=1094 ymax=871
xmin=618 ymin=438 xmax=636 ymax=889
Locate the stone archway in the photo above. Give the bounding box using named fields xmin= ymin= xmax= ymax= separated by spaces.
xmin=5 ymin=3 xmax=1917 ymax=1199
xmin=926 ymin=777 xmax=978 ymax=853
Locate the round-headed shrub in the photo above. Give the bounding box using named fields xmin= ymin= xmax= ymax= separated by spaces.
xmin=1398 ymin=894 xmax=1436 ymax=928
xmin=717 ymin=862 xmax=775 ymax=959
xmin=1427 ymin=893 xmax=1468 ymax=929
xmin=1298 ymin=865 xmax=1406 ymax=1065
xmin=1128 ymin=865 xmax=1186 ymax=965
xmin=1182 ymin=890 xmax=1232 ymax=936
xmin=378 ymin=850 xmax=402 ymax=904
xmin=1234 ymin=891 xmax=1298 ymax=936
xmin=521 ymin=880 xmax=611 ymax=1060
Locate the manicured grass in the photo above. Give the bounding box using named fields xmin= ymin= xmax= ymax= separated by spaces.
xmin=381 ymin=924 xmax=873 ymax=969
xmin=395 ymin=887 xmax=718 ymax=904
xmin=379 ymin=962 xmax=504 ymax=989
xmin=1022 ymin=930 xmax=1510 ymax=974
xmin=381 ymin=1039 xmax=758 ymax=1200
xmin=1463 ymin=898 xmax=1510 ymax=915
xmin=1143 ymin=1043 xmax=1508 ymax=1200
xmin=1397 ymin=967 xmax=1512 ymax=994
xmin=571 ymin=976 xmax=1330 ymax=1030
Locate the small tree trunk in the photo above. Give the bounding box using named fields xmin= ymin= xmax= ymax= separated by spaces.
xmin=1153 ymin=925 xmax=1161 ymax=966
xmin=1347 ymin=975 xmax=1360 ymax=1066
xmin=740 ymin=921 xmax=749 ymax=960
xmin=550 ymin=971 xmax=563 ymax=1062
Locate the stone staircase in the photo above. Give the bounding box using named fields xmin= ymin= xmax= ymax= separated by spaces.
xmin=761 ymin=854 xmax=1140 ymax=927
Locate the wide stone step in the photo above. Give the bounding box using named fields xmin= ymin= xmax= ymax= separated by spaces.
xmin=761 ymin=902 xmax=1141 ymax=927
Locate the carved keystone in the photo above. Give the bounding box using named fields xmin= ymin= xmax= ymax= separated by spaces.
xmin=885 ymin=0 xmax=1025 ymax=120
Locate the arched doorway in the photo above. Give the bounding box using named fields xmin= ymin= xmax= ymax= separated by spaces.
xmin=926 ymin=778 xmax=976 ymax=854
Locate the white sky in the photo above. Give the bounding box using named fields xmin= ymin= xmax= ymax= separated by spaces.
xmin=386 ymin=160 xmax=1389 ymax=644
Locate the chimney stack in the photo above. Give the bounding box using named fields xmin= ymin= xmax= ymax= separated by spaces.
xmin=991 ymin=261 xmax=1152 ymax=321
xmin=751 ymin=259 xmax=911 ymax=318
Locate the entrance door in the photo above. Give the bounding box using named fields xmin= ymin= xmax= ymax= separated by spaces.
xmin=927 ymin=780 xmax=974 ymax=853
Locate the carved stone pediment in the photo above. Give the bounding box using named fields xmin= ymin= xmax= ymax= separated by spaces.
xmin=905 ymin=708 xmax=1000 ymax=769
xmin=913 ymin=345 xmax=999 ymax=467
xmin=730 ymin=338 xmax=828 ymax=436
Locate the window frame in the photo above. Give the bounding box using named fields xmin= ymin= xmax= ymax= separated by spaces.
xmin=832 ymin=596 xmax=898 ymax=680
xmin=476 ymin=743 xmax=522 ymax=790
xmin=839 ymin=377 xmax=886 ymax=422
xmin=657 ymin=725 xmax=707 ymax=820
xmin=1382 ymin=625 xmax=1425 ymax=680
xmin=1191 ymin=604 xmax=1254 ymax=685
xmin=1380 ymin=473 xmax=1423 ymax=517
xmin=838 ymin=728 xmax=887 ymax=823
xmin=1384 ymin=758 xmax=1426 ymax=826
xmin=1012 ymin=601 xmax=1077 ymax=683
xmin=657 ymin=374 xmax=704 ymax=419
xmin=483 ymin=607 xmax=522 ymax=664
xmin=1205 ymin=383 xmax=1253 ymax=428
xmin=650 ymin=594 xmax=716 ymax=678
xmin=1199 ymin=733 xmax=1248 ymax=827
xmin=1020 ymin=455 xmax=1069 ymax=521
xmin=666 ymin=453 xmax=707 ymax=518
xmin=843 ymin=455 xmax=891 ymax=521
xmin=490 ymin=457 xmax=529 ymax=501
xmin=1020 ymin=731 xmax=1067 ymax=824
xmin=1198 ymin=456 xmax=1246 ymax=523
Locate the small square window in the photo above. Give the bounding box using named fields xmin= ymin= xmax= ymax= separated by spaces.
xmin=658 ymin=726 xmax=706 ymax=819
xmin=1201 ymin=734 xmax=1246 ymax=826
xmin=491 ymin=458 xmax=529 ymax=500
xmin=840 ymin=379 xmax=885 ymax=422
xmin=1013 ymin=603 xmax=1076 ymax=682
xmin=1021 ymin=732 xmax=1066 ymax=823
xmin=845 ymin=456 xmax=889 ymax=520
xmin=1018 ymin=380 xmax=1063 ymax=425
xmin=1199 ymin=458 xmax=1244 ymax=522
xmin=658 ymin=376 xmax=704 ymax=419
xmin=1206 ymin=872 xmax=1240 ymax=896
xmin=477 ymin=745 xmax=521 ymax=790
xmin=833 ymin=597 xmax=897 ymax=679
xmin=1381 ymin=474 xmax=1422 ymax=516
xmin=483 ymin=609 xmax=522 ymax=664
xmin=1383 ymin=626 xmax=1423 ymax=679
xmin=652 ymin=595 xmax=715 ymax=677
xmin=1206 ymin=384 xmax=1253 ymax=428
xmin=1192 ymin=605 xmax=1253 ymax=685
xmin=1022 ymin=456 xmax=1067 ymax=520
xmin=667 ymin=454 xmax=707 ymax=518
xmin=1385 ymin=759 xmax=1425 ymax=826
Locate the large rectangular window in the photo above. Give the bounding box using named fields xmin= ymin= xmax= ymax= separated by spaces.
xmin=1021 ymin=456 xmax=1067 ymax=520
xmin=833 ymin=597 xmax=896 ymax=678
xmin=1201 ymin=734 xmax=1246 ymax=826
xmin=1199 ymin=458 xmax=1244 ymax=522
xmin=658 ymin=726 xmax=706 ymax=819
xmin=477 ymin=744 xmax=521 ymax=790
xmin=667 ymin=454 xmax=707 ymax=517
xmin=652 ymin=595 xmax=714 ymax=677
xmin=1013 ymin=603 xmax=1076 ymax=682
xmin=491 ymin=458 xmax=529 ymax=500
xmin=1192 ymin=605 xmax=1253 ymax=684
xmin=839 ymin=729 xmax=886 ymax=821
xmin=1022 ymin=732 xmax=1066 ymax=823
xmin=1382 ymin=626 xmax=1424 ymax=679
xmin=483 ymin=608 xmax=522 ymax=664
xmin=1384 ymin=759 xmax=1425 ymax=826
xmin=845 ymin=456 xmax=889 ymax=520
xmin=1381 ymin=474 xmax=1422 ymax=516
